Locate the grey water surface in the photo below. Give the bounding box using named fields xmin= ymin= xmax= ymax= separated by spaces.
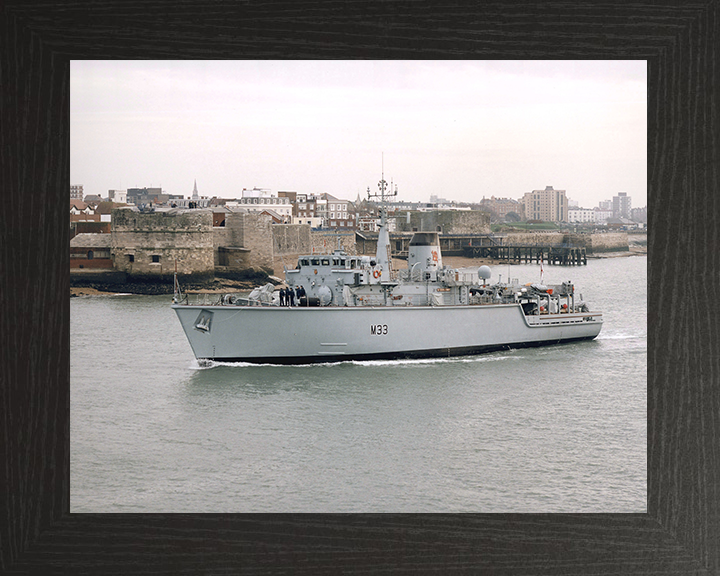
xmin=71 ymin=256 xmax=646 ymax=512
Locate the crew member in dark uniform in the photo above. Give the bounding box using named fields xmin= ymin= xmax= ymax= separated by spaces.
xmin=296 ymin=285 xmax=306 ymax=306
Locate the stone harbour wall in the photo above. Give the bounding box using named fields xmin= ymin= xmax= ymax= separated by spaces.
xmin=584 ymin=232 xmax=629 ymax=253
xmin=502 ymin=232 xmax=567 ymax=247
xmin=500 ymin=231 xmax=629 ymax=253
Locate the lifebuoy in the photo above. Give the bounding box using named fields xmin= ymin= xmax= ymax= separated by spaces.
xmin=373 ymin=270 xmax=381 ymax=278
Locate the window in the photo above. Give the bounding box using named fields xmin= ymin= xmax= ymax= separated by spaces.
xmin=87 ymin=250 xmax=94 ymax=260
xmin=128 ymin=254 xmax=134 ymax=262
xmin=152 ymin=255 xmax=160 ymax=263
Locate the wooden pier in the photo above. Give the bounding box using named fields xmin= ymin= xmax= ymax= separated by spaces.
xmin=362 ymin=232 xmax=588 ymax=266
xmin=462 ymin=244 xmax=587 ymax=265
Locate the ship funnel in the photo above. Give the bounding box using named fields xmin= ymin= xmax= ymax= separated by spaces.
xmin=407 ymin=232 xmax=442 ymax=272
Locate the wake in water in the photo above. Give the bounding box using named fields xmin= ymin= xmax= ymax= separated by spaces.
xmin=189 ymin=352 xmax=522 ymax=370
xmin=597 ymin=331 xmax=647 ymax=341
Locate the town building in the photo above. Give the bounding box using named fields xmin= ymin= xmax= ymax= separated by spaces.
xmin=225 ymin=187 xmax=292 ymax=220
xmin=613 ymin=192 xmax=632 ymax=219
xmin=70 ymin=184 xmax=84 ymax=201
xmin=630 ymin=206 xmax=647 ymax=223
xmin=479 ymin=196 xmax=525 ymax=221
xmin=321 ymin=193 xmax=355 ymax=230
xmin=520 ymin=186 xmax=568 ymax=222
xmin=70 ymin=200 xmax=99 ymax=223
xmin=593 ymin=208 xmax=613 ymax=224
xmin=70 ymin=233 xmax=113 ymax=270
xmin=295 ymin=193 xmax=317 ymax=221
xmin=126 ymin=187 xmax=163 ymax=205
xmin=278 ymin=191 xmax=297 ymax=214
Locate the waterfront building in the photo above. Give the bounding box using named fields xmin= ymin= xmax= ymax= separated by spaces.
xmin=520 ymin=186 xmax=568 ymax=222
xmin=567 ymin=208 xmax=596 ymax=224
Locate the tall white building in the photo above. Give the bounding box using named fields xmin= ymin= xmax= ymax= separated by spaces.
xmin=108 ymin=189 xmax=127 ymax=203
xmin=70 ymin=184 xmax=84 ymax=201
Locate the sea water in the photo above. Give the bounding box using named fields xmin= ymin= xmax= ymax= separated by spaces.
xmin=70 ymin=255 xmax=646 ymax=512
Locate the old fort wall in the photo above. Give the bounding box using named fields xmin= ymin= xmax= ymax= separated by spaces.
xmin=111 ymin=209 xmax=214 ymax=280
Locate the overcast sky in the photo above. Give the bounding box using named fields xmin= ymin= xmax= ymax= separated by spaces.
xmin=71 ymin=60 xmax=646 ymax=209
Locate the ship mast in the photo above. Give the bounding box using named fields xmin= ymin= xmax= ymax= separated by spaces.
xmin=367 ymin=153 xmax=397 ymax=283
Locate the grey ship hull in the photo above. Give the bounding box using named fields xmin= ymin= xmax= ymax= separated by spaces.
xmin=172 ymin=303 xmax=602 ymax=364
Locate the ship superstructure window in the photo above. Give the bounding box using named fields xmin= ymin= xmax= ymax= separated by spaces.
xmin=311 ymin=258 xmax=320 ymax=266
xmin=321 ymin=258 xmax=330 ymax=265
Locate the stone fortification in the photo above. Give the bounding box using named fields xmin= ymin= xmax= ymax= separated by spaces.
xmin=214 ymin=212 xmax=275 ymax=275
xmin=273 ymin=224 xmax=312 ymax=255
xmin=111 ymin=208 xmax=214 ymax=281
xmin=310 ymin=230 xmax=357 ymax=255
xmin=395 ymin=210 xmax=491 ymax=234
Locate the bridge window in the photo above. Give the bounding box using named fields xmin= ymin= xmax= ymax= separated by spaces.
xmin=321 ymin=258 xmax=330 ymax=265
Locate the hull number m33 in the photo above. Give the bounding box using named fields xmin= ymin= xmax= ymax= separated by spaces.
xmin=371 ymin=324 xmax=389 ymax=335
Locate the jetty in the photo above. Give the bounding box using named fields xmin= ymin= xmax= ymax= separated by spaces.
xmin=382 ymin=233 xmax=587 ymax=265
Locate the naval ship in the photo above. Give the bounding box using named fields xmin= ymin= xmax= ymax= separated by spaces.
xmin=172 ymin=181 xmax=603 ymax=365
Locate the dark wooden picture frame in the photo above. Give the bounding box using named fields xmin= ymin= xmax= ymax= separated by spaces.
xmin=2 ymin=2 xmax=717 ymax=573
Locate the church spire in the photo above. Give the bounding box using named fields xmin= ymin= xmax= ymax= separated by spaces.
xmin=192 ymin=179 xmax=199 ymax=200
